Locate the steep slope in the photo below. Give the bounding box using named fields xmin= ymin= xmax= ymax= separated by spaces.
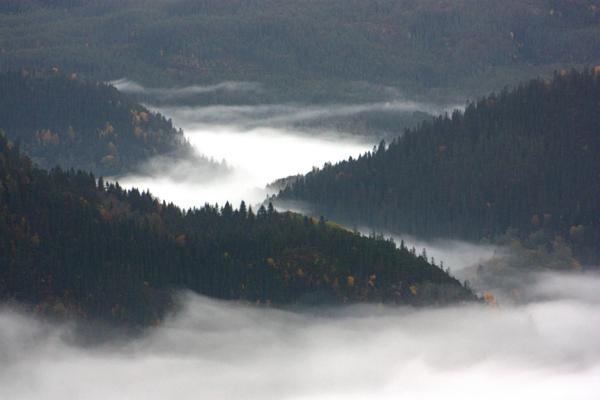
xmin=277 ymin=69 xmax=600 ymax=264
xmin=1 ymin=1 xmax=599 ymax=99
xmin=0 ymin=70 xmax=198 ymax=176
xmin=0 ymin=133 xmax=473 ymax=325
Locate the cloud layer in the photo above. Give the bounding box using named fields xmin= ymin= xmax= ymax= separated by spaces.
xmin=1 ymin=271 xmax=599 ymax=400
xmin=156 ymin=100 xmax=460 ymax=130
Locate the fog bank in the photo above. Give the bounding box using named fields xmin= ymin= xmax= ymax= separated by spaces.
xmin=114 ymin=79 xmax=464 ymax=208
xmin=1 ymin=272 xmax=599 ymax=400
xmin=119 ymin=105 xmax=373 ymax=207
xmin=155 ymin=100 xmax=458 ymax=129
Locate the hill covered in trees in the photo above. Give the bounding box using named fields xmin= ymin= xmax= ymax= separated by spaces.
xmin=0 ymin=133 xmax=473 ymax=326
xmin=1 ymin=0 xmax=599 ymax=101
xmin=276 ymin=70 xmax=600 ymax=265
xmin=0 ymin=70 xmax=203 ymax=176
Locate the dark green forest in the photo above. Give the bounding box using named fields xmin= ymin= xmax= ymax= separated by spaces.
xmin=0 ymin=133 xmax=472 ymax=326
xmin=1 ymin=0 xmax=599 ymax=101
xmin=0 ymin=70 xmax=198 ymax=176
xmin=277 ymin=70 xmax=600 ymax=265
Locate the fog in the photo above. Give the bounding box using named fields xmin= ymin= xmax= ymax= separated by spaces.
xmin=110 ymin=78 xmax=263 ymax=100
xmin=111 ymin=79 xmax=467 ymax=207
xmin=120 ymin=122 xmax=371 ymax=207
xmin=118 ymin=96 xmax=390 ymax=207
xmin=154 ymin=100 xmax=457 ymax=128
xmin=1 ymin=272 xmax=599 ymax=400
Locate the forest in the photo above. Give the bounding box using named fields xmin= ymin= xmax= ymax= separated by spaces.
xmin=0 ymin=132 xmax=473 ymax=326
xmin=2 ymin=2 xmax=600 ymax=398
xmin=0 ymin=69 xmax=199 ymax=176
xmin=277 ymin=69 xmax=600 ymax=266
xmin=1 ymin=0 xmax=599 ymax=101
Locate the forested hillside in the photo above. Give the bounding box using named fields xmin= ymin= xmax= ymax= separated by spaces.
xmin=277 ymin=70 xmax=600 ymax=265
xmin=1 ymin=0 xmax=599 ymax=100
xmin=0 ymin=70 xmax=196 ymax=176
xmin=0 ymin=133 xmax=472 ymax=325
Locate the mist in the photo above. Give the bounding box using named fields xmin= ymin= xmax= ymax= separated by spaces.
xmin=118 ymin=103 xmax=382 ymax=207
xmin=1 ymin=271 xmax=599 ymax=400
xmin=154 ymin=100 xmax=459 ymax=129
xmin=108 ymin=78 xmax=467 ymax=207
xmin=114 ymin=80 xmax=466 ymax=208
xmin=373 ymin=231 xmax=500 ymax=274
xmin=120 ymin=122 xmax=370 ymax=207
xmin=110 ymin=78 xmax=263 ymax=100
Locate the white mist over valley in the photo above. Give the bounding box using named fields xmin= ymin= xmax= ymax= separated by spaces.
xmin=116 ymin=80 xmax=461 ymax=207
xmin=120 ymin=121 xmax=371 ymax=207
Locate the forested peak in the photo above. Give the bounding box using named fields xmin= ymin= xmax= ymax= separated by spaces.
xmin=398 ymin=68 xmax=600 ymax=146
xmin=277 ymin=69 xmax=600 ymax=265
xmin=0 ymin=69 xmax=190 ymax=176
xmin=0 ymin=138 xmax=473 ymax=326
xmin=1 ymin=68 xmax=179 ymax=133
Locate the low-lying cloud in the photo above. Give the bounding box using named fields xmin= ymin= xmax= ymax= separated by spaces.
xmin=110 ymin=78 xmax=263 ymax=100
xmin=1 ymin=271 xmax=599 ymax=400
xmin=156 ymin=100 xmax=459 ymax=131
xmin=119 ymin=125 xmax=371 ymax=208
xmin=118 ymin=97 xmax=381 ymax=208
xmin=114 ymin=81 xmax=462 ymax=208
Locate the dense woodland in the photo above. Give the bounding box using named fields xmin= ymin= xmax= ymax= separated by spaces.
xmin=0 ymin=70 xmax=199 ymax=176
xmin=0 ymin=133 xmax=473 ymax=325
xmin=0 ymin=0 xmax=597 ymax=328
xmin=277 ymin=70 xmax=600 ymax=265
xmin=1 ymin=0 xmax=599 ymax=101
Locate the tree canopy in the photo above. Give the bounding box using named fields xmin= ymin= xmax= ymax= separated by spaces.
xmin=0 ymin=69 xmax=195 ymax=176
xmin=1 ymin=0 xmax=599 ymax=100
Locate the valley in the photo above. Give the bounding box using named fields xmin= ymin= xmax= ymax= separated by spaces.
xmin=1 ymin=1 xmax=599 ymax=398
